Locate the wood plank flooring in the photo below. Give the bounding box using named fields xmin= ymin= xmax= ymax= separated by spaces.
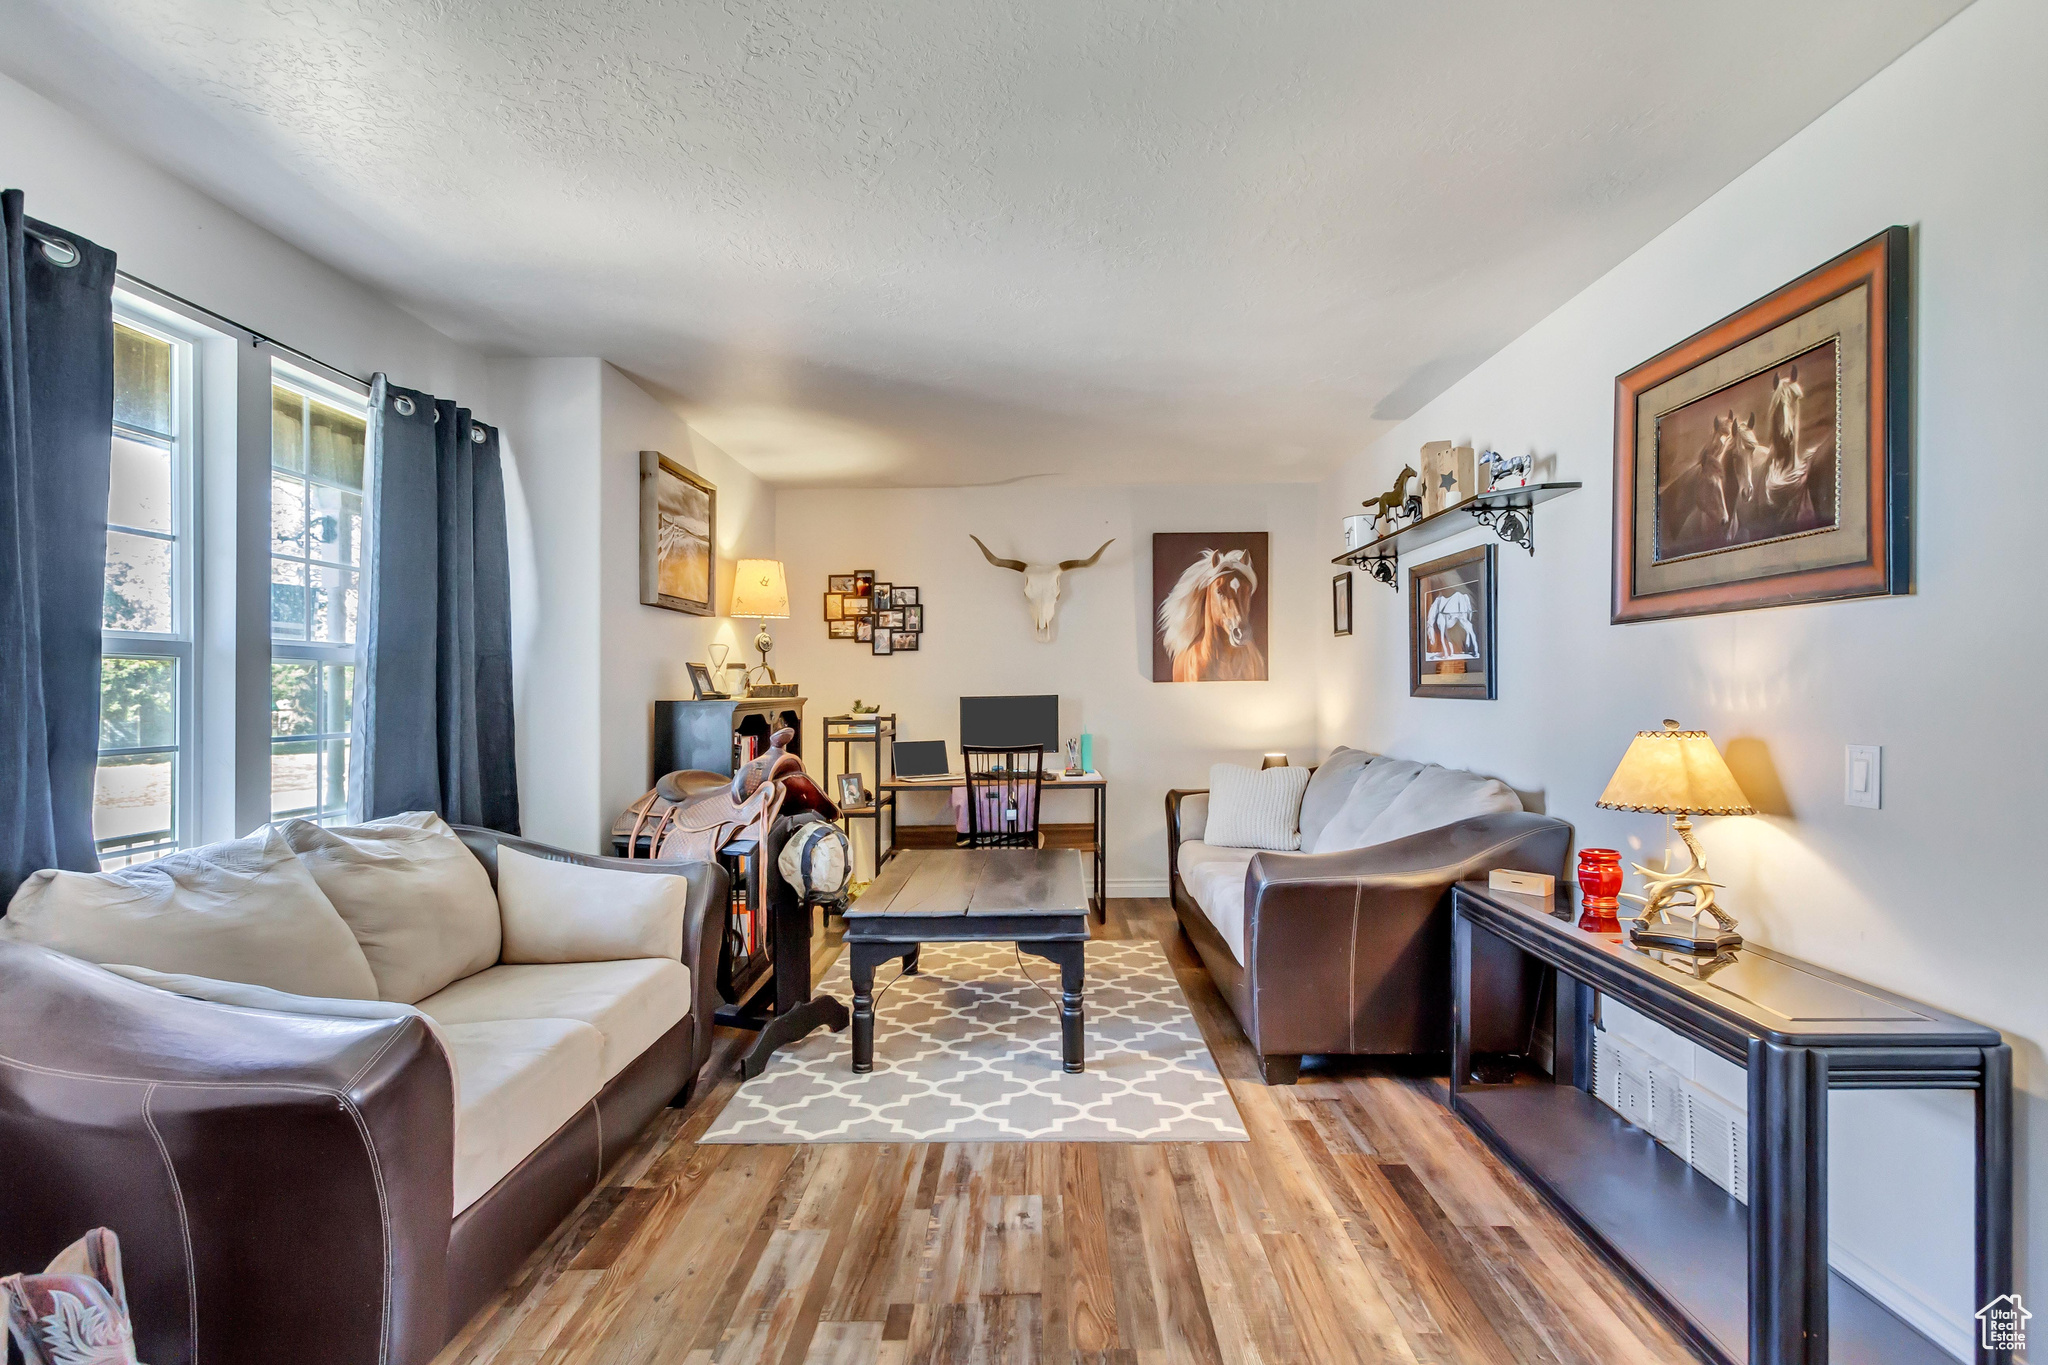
xmin=433 ymin=899 xmax=1689 ymax=1365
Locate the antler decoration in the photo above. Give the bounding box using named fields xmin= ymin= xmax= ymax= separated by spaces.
xmin=969 ymin=535 xmax=1027 ymax=572
xmin=1058 ymin=539 xmax=1115 ymax=571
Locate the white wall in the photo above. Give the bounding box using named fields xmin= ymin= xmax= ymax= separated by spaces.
xmin=492 ymin=359 xmax=774 ymax=851
xmin=0 ymin=70 xmax=483 ymax=400
xmin=1314 ymin=0 xmax=2043 ymax=1351
xmin=773 ymin=482 xmax=1320 ymax=892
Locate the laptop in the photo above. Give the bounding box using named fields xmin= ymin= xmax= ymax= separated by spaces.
xmin=892 ymin=739 xmax=952 ymax=780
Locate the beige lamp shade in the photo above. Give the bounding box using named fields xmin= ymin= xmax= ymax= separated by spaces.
xmin=729 ymin=559 xmax=790 ymax=618
xmin=1596 ymin=720 xmax=1755 ymax=816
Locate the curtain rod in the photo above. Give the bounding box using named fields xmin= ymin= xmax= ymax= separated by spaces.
xmin=114 ymin=267 xmax=373 ymax=389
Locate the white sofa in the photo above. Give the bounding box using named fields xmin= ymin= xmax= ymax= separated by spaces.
xmin=0 ymin=815 xmax=726 ymax=1365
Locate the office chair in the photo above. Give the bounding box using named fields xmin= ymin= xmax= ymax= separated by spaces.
xmin=961 ymin=745 xmax=1045 ymax=848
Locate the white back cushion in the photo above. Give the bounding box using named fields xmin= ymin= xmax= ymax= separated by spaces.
xmin=1355 ymin=765 xmax=1522 ymax=846
xmin=1 ymin=827 xmax=378 ymax=999
xmin=1296 ymin=748 xmax=1373 ymax=851
xmin=498 ymin=846 xmax=689 ymax=964
xmin=279 ymin=812 xmax=502 ymax=1003
xmin=1203 ymin=763 xmax=1312 ymax=851
xmin=1309 ymin=758 xmax=1424 ymax=853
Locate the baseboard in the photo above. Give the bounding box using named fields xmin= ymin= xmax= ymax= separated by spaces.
xmin=1106 ymin=878 xmax=1169 ymax=899
xmin=1828 ymin=1240 xmax=1970 ymax=1363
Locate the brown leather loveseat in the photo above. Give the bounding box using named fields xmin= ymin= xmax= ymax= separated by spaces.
xmin=0 ymin=823 xmax=725 ymax=1365
xmin=1167 ymin=748 xmax=1569 ymax=1083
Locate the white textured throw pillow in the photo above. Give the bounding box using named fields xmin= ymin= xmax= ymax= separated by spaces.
xmin=1203 ymin=763 xmax=1312 ymax=851
xmin=0 ymin=827 xmax=379 ymax=999
xmin=278 ymin=812 xmax=503 ymax=1004
xmin=497 ymin=845 xmax=689 ymax=964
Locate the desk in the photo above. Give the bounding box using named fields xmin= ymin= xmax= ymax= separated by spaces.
xmin=1451 ymin=880 xmax=2012 ymax=1365
xmin=879 ymin=772 xmax=1107 ymax=918
xmin=843 ymin=848 xmax=1092 ymax=1074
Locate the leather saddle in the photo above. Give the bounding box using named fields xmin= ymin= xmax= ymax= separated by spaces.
xmin=613 ymin=727 xmax=839 ymax=863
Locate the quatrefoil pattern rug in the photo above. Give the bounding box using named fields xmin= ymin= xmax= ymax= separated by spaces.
xmin=701 ymin=940 xmax=1248 ymax=1143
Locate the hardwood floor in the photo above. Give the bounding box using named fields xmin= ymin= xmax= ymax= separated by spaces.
xmin=433 ymin=899 xmax=1690 ymax=1365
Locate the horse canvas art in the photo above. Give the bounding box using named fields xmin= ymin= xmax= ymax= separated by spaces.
xmin=1152 ymin=533 xmax=1269 ymax=682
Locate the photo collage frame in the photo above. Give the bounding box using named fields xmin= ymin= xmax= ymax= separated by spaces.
xmin=824 ymin=572 xmax=923 ymax=655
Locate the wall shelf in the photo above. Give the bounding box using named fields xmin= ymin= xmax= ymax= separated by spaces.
xmin=1333 ymin=481 xmax=1581 ymax=588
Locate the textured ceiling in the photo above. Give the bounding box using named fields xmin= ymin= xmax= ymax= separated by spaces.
xmin=2 ymin=0 xmax=1968 ymax=486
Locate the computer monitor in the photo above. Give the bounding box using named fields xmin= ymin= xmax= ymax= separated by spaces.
xmin=960 ymin=694 xmax=1059 ymax=754
xmin=892 ymin=739 xmax=949 ymax=779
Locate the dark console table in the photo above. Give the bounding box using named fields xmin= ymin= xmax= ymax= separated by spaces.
xmin=1451 ymin=880 xmax=2011 ymax=1365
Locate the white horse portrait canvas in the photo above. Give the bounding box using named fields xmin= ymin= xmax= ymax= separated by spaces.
xmin=1153 ymin=533 xmax=1269 ymax=682
xmin=1410 ymin=545 xmax=1495 ymax=699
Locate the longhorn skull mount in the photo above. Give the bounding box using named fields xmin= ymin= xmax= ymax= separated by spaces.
xmin=970 ymin=535 xmax=1115 ymax=641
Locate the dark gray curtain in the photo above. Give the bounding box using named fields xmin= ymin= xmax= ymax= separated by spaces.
xmin=352 ymin=376 xmax=519 ymax=832
xmin=1 ymin=191 xmax=115 ymax=903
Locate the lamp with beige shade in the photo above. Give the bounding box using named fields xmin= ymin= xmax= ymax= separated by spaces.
xmin=731 ymin=559 xmax=791 ymax=685
xmin=1596 ymin=719 xmax=1757 ymax=954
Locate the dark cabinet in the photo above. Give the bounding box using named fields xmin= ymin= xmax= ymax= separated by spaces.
xmin=651 ymin=697 xmax=805 ymax=781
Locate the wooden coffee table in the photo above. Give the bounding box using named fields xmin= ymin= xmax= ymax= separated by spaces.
xmin=842 ymin=848 xmax=1091 ymax=1074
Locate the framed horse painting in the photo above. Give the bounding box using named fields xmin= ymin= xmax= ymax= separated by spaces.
xmin=1410 ymin=545 xmax=1496 ymax=700
xmin=1613 ymin=227 xmax=1909 ymax=623
xmin=1152 ymin=533 xmax=1269 ymax=681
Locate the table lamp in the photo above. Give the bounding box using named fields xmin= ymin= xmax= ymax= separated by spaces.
xmin=730 ymin=559 xmax=790 ymax=682
xmin=1596 ymin=720 xmax=1756 ymax=954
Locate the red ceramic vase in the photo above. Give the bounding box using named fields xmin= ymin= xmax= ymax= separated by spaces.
xmin=1577 ymin=848 xmax=1623 ymax=933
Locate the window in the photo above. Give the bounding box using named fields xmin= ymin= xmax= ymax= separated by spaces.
xmin=95 ymin=318 xmax=195 ymax=867
xmin=269 ymin=375 xmax=368 ymax=825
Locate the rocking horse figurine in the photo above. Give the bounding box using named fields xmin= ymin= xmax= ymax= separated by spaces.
xmin=1363 ymin=465 xmax=1422 ymax=531
xmin=2 ymin=1228 xmax=142 ymax=1364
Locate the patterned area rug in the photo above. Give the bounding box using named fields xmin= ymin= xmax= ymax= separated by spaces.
xmin=701 ymin=939 xmax=1248 ymax=1143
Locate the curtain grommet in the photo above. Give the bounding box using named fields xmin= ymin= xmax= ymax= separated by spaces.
xmin=470 ymin=426 xmax=487 ymax=444
xmin=25 ymin=229 xmax=80 ymax=268
xmin=393 ymin=395 xmax=416 ymax=417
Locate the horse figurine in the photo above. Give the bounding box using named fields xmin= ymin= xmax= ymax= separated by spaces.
xmin=1478 ymin=449 xmax=1534 ymax=489
xmin=1157 ymin=548 xmax=1265 ymax=681
xmin=1363 ymin=465 xmax=1420 ymax=531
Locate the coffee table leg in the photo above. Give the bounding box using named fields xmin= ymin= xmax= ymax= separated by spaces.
xmin=1058 ymin=942 xmax=1085 ymax=1074
xmin=850 ymin=949 xmax=877 ymax=1074
xmin=902 ymin=946 xmax=920 ymax=975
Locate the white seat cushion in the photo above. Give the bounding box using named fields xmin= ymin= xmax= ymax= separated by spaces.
xmin=1355 ymin=764 xmax=1522 ymax=846
xmin=496 ymin=846 xmax=690 ymax=964
xmin=1 ymin=827 xmax=378 ymax=1000
xmin=417 ymin=958 xmax=689 ymax=1084
xmin=1177 ymin=840 xmax=1255 ymax=965
xmin=439 ymin=1018 xmax=602 ymax=1213
xmin=278 ymin=812 xmax=502 ymax=1003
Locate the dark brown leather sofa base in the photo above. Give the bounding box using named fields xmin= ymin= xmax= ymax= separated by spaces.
xmin=1166 ymin=803 xmax=1570 ymax=1084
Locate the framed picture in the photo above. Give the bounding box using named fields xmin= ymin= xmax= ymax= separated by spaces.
xmin=855 ymin=618 xmax=873 ymax=642
xmin=836 ymin=772 xmax=868 ymax=807
xmin=823 ymin=593 xmax=844 ymax=621
xmin=829 ymin=575 xmax=856 ymax=594
xmin=874 ymin=583 xmax=893 ymax=610
xmin=828 ymin=619 xmax=857 ymax=639
xmin=1410 ymin=546 xmax=1495 ymax=700
xmin=853 ymin=570 xmax=875 ymax=598
xmin=1151 ymin=533 xmax=1269 ymax=682
xmin=686 ymin=661 xmax=721 ymax=699
xmin=893 ymin=586 xmax=919 ymax=607
xmin=1332 ymin=571 xmax=1353 ymax=636
xmin=903 ymin=604 xmax=923 ymax=631
xmin=846 ymin=595 xmax=872 ymax=616
xmin=879 ymin=609 xmax=903 ymax=629
xmin=638 ymin=452 xmax=715 ymax=615
xmin=892 ymin=632 xmax=919 ymax=651
xmin=1614 ymin=227 xmax=1908 ymax=623
xmin=871 ymin=629 xmax=893 ymax=656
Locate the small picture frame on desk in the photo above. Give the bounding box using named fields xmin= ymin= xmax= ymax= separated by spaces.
xmin=837 ymin=772 xmax=868 ymax=808
xmin=687 ymin=661 xmax=721 ymax=699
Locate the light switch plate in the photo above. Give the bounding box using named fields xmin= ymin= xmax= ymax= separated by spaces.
xmin=1845 ymin=744 xmax=1881 ymax=809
